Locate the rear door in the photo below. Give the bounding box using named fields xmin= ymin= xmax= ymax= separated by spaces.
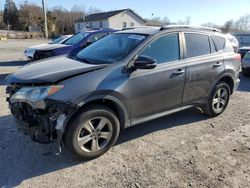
xmin=128 ymin=33 xmax=186 ymax=124
xmin=182 ymin=32 xmax=225 ymax=105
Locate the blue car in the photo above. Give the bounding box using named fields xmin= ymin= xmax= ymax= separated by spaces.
xmin=32 ymin=29 xmax=116 ymax=61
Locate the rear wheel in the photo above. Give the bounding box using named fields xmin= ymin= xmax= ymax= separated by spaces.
xmin=202 ymin=82 xmax=230 ymax=117
xmin=64 ymin=106 xmax=120 ymax=160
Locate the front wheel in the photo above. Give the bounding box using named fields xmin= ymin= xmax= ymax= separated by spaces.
xmin=64 ymin=106 xmax=120 ymax=160
xmin=202 ymin=82 xmax=230 ymax=117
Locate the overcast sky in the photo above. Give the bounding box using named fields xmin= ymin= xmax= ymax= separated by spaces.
xmin=1 ymin=0 xmax=250 ymax=25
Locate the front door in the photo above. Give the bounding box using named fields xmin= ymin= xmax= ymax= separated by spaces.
xmin=128 ymin=33 xmax=186 ymax=124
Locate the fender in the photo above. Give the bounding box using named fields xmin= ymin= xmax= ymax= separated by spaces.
xmin=76 ymin=93 xmax=131 ymax=128
xmin=207 ymin=71 xmax=236 ymax=102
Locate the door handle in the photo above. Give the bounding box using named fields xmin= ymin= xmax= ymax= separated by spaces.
xmin=172 ymin=69 xmax=185 ymax=75
xmin=213 ymin=62 xmax=222 ymax=68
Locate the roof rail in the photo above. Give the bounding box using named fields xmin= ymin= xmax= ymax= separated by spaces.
xmin=160 ymin=25 xmax=221 ymax=32
xmin=122 ymin=26 xmax=161 ymax=30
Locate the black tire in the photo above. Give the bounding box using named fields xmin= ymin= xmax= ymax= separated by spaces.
xmin=64 ymin=105 xmax=120 ymax=160
xmin=242 ymin=68 xmax=250 ymax=77
xmin=202 ymin=82 xmax=230 ymax=117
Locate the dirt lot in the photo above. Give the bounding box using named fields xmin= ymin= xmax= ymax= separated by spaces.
xmin=0 ymin=40 xmax=250 ymax=188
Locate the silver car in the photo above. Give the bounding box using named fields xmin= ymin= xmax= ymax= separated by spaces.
xmin=24 ymin=34 xmax=73 ymax=60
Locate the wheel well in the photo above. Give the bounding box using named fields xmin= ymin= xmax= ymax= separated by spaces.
xmin=219 ymin=76 xmax=234 ymax=94
xmin=66 ymin=99 xmax=126 ymax=130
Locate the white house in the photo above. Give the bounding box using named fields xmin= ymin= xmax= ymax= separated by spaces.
xmin=74 ymin=9 xmax=146 ymax=33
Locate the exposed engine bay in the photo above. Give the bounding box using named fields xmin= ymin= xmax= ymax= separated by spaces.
xmin=6 ymin=84 xmax=78 ymax=148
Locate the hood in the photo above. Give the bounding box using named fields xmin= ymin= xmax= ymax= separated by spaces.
xmin=31 ymin=43 xmax=71 ymax=51
xmin=7 ymin=56 xmax=107 ymax=84
xmin=28 ymin=43 xmax=49 ymax=49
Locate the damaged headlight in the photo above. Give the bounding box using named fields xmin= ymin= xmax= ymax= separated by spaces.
xmin=10 ymin=85 xmax=64 ymax=109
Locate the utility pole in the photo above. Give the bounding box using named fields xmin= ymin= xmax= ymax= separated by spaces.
xmin=42 ymin=0 xmax=48 ymax=39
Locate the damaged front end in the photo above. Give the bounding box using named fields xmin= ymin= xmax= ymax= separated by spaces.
xmin=6 ymin=84 xmax=78 ymax=148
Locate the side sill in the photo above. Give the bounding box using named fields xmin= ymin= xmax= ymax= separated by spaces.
xmin=130 ymin=105 xmax=193 ymax=127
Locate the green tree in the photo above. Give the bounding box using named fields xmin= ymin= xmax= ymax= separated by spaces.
xmin=3 ymin=0 xmax=19 ymax=30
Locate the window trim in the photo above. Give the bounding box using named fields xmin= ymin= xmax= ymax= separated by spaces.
xmin=183 ymin=32 xmax=214 ymax=59
xmin=134 ymin=32 xmax=182 ymax=65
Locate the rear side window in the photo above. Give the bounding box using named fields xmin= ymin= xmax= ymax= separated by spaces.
xmin=213 ymin=36 xmax=226 ymax=51
xmin=185 ymin=33 xmax=210 ymax=58
xmin=140 ymin=33 xmax=180 ymax=64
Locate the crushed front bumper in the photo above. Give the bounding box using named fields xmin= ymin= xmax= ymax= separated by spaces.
xmin=6 ymin=86 xmax=78 ymax=144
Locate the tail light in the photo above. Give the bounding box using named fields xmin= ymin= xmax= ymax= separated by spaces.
xmin=234 ymin=53 xmax=241 ymax=62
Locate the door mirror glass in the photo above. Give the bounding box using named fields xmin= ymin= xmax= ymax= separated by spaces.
xmin=134 ymin=55 xmax=157 ymax=69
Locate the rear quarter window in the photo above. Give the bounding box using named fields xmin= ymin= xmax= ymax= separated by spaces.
xmin=212 ymin=35 xmax=226 ymax=51
xmin=185 ymin=33 xmax=211 ymax=58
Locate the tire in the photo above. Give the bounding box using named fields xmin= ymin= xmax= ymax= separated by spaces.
xmin=64 ymin=105 xmax=120 ymax=160
xmin=242 ymin=68 xmax=250 ymax=77
xmin=202 ymin=82 xmax=230 ymax=117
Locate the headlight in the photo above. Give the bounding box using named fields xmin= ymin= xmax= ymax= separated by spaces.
xmin=25 ymin=48 xmax=36 ymax=54
xmin=10 ymin=85 xmax=64 ymax=109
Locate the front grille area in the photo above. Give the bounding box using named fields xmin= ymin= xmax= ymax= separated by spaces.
xmin=34 ymin=50 xmax=53 ymax=60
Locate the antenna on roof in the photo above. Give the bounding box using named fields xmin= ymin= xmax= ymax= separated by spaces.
xmin=160 ymin=25 xmax=221 ymax=32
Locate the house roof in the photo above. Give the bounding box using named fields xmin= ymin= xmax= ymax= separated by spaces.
xmin=75 ymin=9 xmax=146 ymax=23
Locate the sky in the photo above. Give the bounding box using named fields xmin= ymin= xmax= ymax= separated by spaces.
xmin=1 ymin=0 xmax=250 ymax=25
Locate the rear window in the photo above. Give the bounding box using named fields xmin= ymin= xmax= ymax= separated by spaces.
xmin=213 ymin=36 xmax=226 ymax=51
xmin=185 ymin=33 xmax=210 ymax=58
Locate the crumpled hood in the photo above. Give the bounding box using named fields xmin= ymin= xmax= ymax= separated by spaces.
xmin=7 ymin=56 xmax=107 ymax=84
xmin=31 ymin=43 xmax=71 ymax=51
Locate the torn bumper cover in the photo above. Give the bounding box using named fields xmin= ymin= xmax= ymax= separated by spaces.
xmin=6 ymin=86 xmax=78 ymax=144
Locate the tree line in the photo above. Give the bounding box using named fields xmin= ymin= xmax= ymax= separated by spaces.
xmin=0 ymin=0 xmax=249 ymax=37
xmin=0 ymin=0 xmax=101 ymax=36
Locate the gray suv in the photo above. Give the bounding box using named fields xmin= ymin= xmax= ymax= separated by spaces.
xmin=6 ymin=26 xmax=241 ymax=160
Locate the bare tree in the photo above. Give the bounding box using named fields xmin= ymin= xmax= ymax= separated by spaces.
xmin=234 ymin=14 xmax=250 ymax=31
xmin=18 ymin=1 xmax=43 ymax=31
xmin=221 ymin=20 xmax=234 ymax=33
xmin=0 ymin=10 xmax=5 ymax=29
xmin=86 ymin=6 xmax=102 ymax=15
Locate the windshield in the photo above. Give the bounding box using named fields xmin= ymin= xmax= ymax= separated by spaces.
xmin=49 ymin=36 xmax=69 ymax=44
xmin=76 ymin=33 xmax=147 ymax=64
xmin=63 ymin=32 xmax=89 ymax=45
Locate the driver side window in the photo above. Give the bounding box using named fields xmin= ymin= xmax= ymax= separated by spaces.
xmin=140 ymin=33 xmax=180 ymax=64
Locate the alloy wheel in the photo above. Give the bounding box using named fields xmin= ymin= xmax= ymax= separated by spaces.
xmin=77 ymin=117 xmax=113 ymax=152
xmin=212 ymin=88 xmax=228 ymax=113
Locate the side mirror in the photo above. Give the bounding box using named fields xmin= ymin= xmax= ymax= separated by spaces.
xmin=134 ymin=55 xmax=157 ymax=70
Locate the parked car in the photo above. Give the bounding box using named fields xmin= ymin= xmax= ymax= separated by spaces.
xmin=242 ymin=51 xmax=250 ymax=76
xmin=26 ymin=29 xmax=116 ymax=61
xmin=238 ymin=46 xmax=250 ymax=59
xmin=24 ymin=34 xmax=73 ymax=60
xmin=6 ymin=26 xmax=241 ymax=160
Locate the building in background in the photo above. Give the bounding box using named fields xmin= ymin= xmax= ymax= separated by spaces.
xmin=74 ymin=9 xmax=146 ymax=33
xmin=233 ymin=32 xmax=250 ymax=47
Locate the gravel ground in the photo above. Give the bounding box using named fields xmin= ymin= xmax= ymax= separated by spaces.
xmin=0 ymin=40 xmax=250 ymax=188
